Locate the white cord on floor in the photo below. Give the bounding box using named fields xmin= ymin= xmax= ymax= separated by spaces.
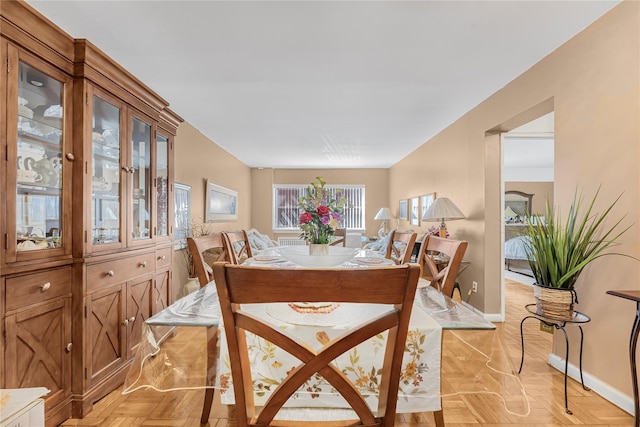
xmin=439 ymin=330 xmax=531 ymax=417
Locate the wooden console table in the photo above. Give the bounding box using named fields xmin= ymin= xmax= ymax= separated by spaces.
xmin=606 ymin=290 xmax=640 ymax=427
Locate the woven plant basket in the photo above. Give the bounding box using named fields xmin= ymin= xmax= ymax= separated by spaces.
xmin=533 ymin=285 xmax=577 ymax=320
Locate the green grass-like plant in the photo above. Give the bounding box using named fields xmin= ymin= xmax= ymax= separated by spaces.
xmin=524 ymin=188 xmax=631 ymax=289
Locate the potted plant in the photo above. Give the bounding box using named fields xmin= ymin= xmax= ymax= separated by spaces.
xmin=524 ymin=188 xmax=632 ymax=320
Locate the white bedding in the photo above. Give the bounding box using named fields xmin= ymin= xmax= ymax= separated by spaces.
xmin=504 ymin=235 xmax=533 ymax=260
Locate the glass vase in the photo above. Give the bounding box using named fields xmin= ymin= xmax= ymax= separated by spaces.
xmin=309 ymin=243 xmax=329 ymax=256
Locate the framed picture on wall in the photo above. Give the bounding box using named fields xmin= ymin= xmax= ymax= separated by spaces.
xmin=421 ymin=193 xmax=436 ymax=222
xmin=205 ymin=180 xmax=238 ymax=222
xmin=410 ymin=197 xmax=420 ymax=226
xmin=399 ymin=199 xmax=408 ymax=220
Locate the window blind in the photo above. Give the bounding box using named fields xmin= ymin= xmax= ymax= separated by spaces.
xmin=273 ymin=184 xmax=365 ymax=231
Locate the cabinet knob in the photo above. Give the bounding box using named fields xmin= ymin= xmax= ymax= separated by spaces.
xmin=129 ymin=167 xmax=135 ymax=174
xmin=107 ymin=270 xmax=115 ymax=277
xmin=65 ymin=152 xmax=75 ymax=161
xmin=158 ymin=255 xmax=166 ymax=260
xmin=121 ymin=166 xmax=130 ymax=173
xmin=129 ymin=316 xmax=136 ymax=323
xmin=40 ymin=282 xmax=51 ymax=292
xmin=139 ymin=261 xmax=147 ymax=268
xmin=65 ymin=343 xmax=73 ymax=352
xmin=123 ymin=318 xmax=129 ymax=326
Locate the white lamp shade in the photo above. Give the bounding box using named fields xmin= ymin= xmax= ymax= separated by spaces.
xmin=422 ymin=197 xmax=465 ymax=222
xmin=374 ymin=207 xmax=395 ymax=220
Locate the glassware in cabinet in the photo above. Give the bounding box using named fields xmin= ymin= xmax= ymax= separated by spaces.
xmin=91 ymin=95 xmax=122 ymax=246
xmin=156 ymin=133 xmax=169 ymax=238
xmin=14 ymin=61 xmax=65 ymax=254
xmin=130 ymin=116 xmax=152 ymax=241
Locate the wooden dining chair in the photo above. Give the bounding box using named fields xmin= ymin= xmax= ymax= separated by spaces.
xmin=389 ymin=231 xmax=418 ymax=264
xmin=213 ymin=262 xmax=421 ymax=427
xmin=363 ymin=229 xmax=396 ymax=258
xmin=187 ymin=234 xmax=227 ymax=288
xmin=222 ymin=230 xmax=253 ymax=264
xmin=186 ymin=233 xmax=228 ymax=423
xmin=417 ymin=234 xmax=468 ymax=301
xmin=330 ymin=228 xmax=347 ymax=246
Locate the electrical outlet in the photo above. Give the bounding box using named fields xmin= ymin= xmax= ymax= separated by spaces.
xmin=472 ymin=281 xmax=478 ymax=293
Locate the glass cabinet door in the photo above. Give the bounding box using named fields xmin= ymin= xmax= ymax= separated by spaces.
xmin=91 ymin=95 xmax=121 ymax=245
xmin=131 ymin=116 xmax=152 ymax=241
xmin=156 ymin=133 xmax=169 ymax=238
xmin=15 ymin=61 xmax=64 ymax=253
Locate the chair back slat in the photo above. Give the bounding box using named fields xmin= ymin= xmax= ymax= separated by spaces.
xmin=222 ymin=230 xmax=253 ymax=264
xmin=390 ymin=231 xmax=418 ymax=264
xmin=213 ymin=262 xmax=420 ymax=427
xmin=417 ymin=234 xmax=468 ymax=298
xmin=186 ymin=234 xmax=226 ymax=287
xmin=329 ymin=228 xmax=347 ymax=246
xmin=222 ymin=266 xmax=414 ymax=304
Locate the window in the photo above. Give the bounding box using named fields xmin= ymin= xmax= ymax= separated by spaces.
xmin=273 ymin=184 xmax=365 ymax=231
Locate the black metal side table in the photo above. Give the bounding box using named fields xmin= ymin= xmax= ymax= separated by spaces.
xmin=518 ymin=304 xmax=590 ymax=414
xmin=606 ymin=290 xmax=640 ymax=427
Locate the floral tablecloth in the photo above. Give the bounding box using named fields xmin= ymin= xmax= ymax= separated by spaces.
xmin=216 ymin=299 xmax=442 ymax=412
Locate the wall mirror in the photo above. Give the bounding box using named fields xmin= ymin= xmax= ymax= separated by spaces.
xmin=504 ymin=191 xmax=533 ymax=223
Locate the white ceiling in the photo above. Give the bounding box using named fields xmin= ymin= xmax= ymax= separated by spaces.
xmin=503 ymin=112 xmax=554 ymax=182
xmin=26 ymin=1 xmax=619 ymax=169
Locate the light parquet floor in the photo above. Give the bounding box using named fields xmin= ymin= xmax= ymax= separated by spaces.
xmin=60 ymin=277 xmax=634 ymax=427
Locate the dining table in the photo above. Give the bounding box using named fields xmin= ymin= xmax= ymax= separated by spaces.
xmin=123 ymin=250 xmax=510 ymax=423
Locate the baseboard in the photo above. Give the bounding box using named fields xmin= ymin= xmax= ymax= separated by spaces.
xmin=455 ymin=302 xmax=635 ymax=416
xmin=460 ymin=301 xmax=503 ymax=323
xmin=548 ymin=353 xmax=634 ymax=416
xmin=483 ymin=312 xmax=504 ymax=322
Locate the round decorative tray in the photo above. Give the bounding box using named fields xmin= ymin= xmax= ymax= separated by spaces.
xmin=288 ymin=302 xmax=340 ymax=314
xmin=266 ymin=303 xmax=366 ymax=327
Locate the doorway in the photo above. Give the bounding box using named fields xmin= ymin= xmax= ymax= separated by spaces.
xmin=501 ymin=112 xmax=554 ymax=301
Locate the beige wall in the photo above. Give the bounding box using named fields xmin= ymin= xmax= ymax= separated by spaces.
xmin=505 ymin=181 xmax=554 ymax=216
xmin=251 ymin=168 xmax=389 ymax=240
xmin=390 ymin=2 xmax=639 ymax=399
xmin=172 ymin=123 xmax=252 ymax=294
xmin=172 ymin=0 xmax=638 ymax=405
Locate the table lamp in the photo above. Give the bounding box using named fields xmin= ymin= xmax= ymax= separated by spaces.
xmin=421 ymin=197 xmax=465 ymax=238
xmin=374 ymin=207 xmax=395 ymax=239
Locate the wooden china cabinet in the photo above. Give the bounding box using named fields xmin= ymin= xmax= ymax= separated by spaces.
xmin=0 ymin=2 xmax=182 ymax=425
xmin=1 ymin=8 xmax=76 ymax=427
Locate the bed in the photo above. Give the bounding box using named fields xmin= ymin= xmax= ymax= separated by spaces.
xmin=504 ymin=235 xmax=534 ymax=277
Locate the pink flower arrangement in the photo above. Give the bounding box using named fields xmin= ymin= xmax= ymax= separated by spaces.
xmin=298 ymin=177 xmax=345 ymax=244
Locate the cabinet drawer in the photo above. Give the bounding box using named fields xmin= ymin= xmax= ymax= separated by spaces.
xmin=156 ymin=247 xmax=171 ymax=269
xmin=5 ymin=267 xmax=72 ymax=311
xmin=87 ymin=252 xmax=156 ymax=291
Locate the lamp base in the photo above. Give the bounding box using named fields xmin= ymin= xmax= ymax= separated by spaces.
xmin=378 ymin=226 xmax=387 ymax=239
xmin=440 ymin=222 xmax=448 ymax=239
xmin=378 ymin=220 xmax=389 ymax=239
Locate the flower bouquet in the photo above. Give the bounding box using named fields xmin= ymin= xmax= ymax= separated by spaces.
xmin=298 ymin=177 xmax=346 ymax=248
